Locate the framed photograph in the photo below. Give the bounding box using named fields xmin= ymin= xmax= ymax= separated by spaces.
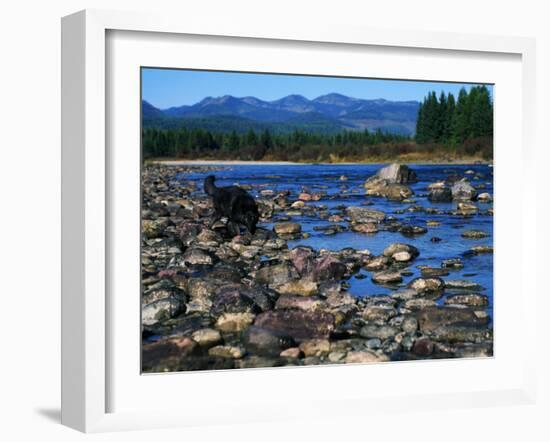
xmin=61 ymin=9 xmax=537 ymax=432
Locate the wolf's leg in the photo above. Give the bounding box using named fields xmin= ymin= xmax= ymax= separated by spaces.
xmin=227 ymin=221 xmax=241 ymax=237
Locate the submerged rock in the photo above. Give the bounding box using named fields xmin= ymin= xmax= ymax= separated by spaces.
xmin=461 ymin=229 xmax=490 ymax=239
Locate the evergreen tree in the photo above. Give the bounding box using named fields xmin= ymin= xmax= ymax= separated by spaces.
xmin=452 ymin=88 xmax=470 ymax=144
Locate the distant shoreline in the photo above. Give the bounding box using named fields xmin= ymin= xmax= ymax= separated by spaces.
xmin=153 ymin=159 xmax=493 ymax=166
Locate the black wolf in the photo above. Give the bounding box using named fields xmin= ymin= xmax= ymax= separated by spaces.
xmin=204 ymin=175 xmax=259 ymax=236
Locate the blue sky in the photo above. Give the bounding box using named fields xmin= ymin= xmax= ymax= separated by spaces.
xmin=142 ymin=67 xmax=493 ymax=110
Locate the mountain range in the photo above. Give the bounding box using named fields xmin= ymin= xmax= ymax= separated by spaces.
xmin=142 ymin=93 xmax=420 ymax=135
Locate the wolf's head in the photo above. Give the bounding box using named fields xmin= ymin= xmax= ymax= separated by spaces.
xmin=204 ymin=175 xmax=216 ymax=196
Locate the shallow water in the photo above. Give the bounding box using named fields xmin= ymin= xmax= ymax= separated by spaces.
xmin=181 ymin=163 xmax=493 ymax=315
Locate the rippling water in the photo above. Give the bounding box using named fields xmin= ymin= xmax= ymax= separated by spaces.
xmin=181 ymin=163 xmax=494 ymax=316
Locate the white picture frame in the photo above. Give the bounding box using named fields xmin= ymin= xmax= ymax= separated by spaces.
xmin=61 ymin=9 xmax=537 ymax=433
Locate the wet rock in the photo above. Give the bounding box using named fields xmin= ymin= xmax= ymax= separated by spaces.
xmin=191 ymin=328 xmax=222 ymax=348
xmin=399 ymin=225 xmax=428 ymax=236
xmin=412 ymin=337 xmax=434 ymax=356
xmin=182 ymin=248 xmax=214 ymax=266
xmin=208 ymin=345 xmax=245 ymax=359
xmin=372 ymin=271 xmax=403 ymax=284
xmin=384 ymin=184 xmax=415 ymax=201
xmin=179 ymin=223 xmax=203 ymax=246
xmin=275 ymin=280 xmax=318 ymax=296
xmin=445 ymin=294 xmax=489 ymax=307
xmin=312 ymin=255 xmax=347 ymax=281
xmin=289 ymin=247 xmax=315 ymax=276
xmin=364 ymin=175 xmax=414 ymax=200
xmin=254 ymin=310 xmax=335 ymax=340
xmin=215 ymin=312 xmax=255 ymax=333
xmin=391 ymin=288 xmax=420 ymax=302
xmin=299 ymin=339 xmax=331 ymax=357
xmin=142 ymin=337 xmax=198 ymax=371
xmin=383 ymin=243 xmax=420 ymax=259
xmin=416 ymin=306 xmax=480 ymax=333
xmin=470 ymin=245 xmax=493 ymax=254
xmin=429 ymin=325 xmax=492 ymax=343
xmin=451 ymin=179 xmax=477 ymax=200
xmin=445 ymin=280 xmax=483 ymax=291
xmin=441 ymin=258 xmax=464 ymax=269
xmin=454 ymin=343 xmax=493 ymax=358
xmin=142 ymin=296 xmax=185 ymax=326
xmin=403 ymin=298 xmax=438 ymax=310
xmin=477 ymin=192 xmax=493 ymax=202
xmin=457 ymin=202 xmax=478 ymax=213
xmin=401 ymin=316 xmax=419 ymax=334
xmin=275 ymin=295 xmax=328 ymax=312
xmin=234 ymin=355 xmax=284 ymax=369
xmin=461 ymin=229 xmax=489 ymax=239
xmin=254 ymin=263 xmax=296 ymax=286
xmin=428 ymin=187 xmax=452 ymax=202
xmin=211 ymin=289 xmax=260 ymax=316
xmin=418 ymin=266 xmax=449 ymax=277
xmin=243 ymin=326 xmax=295 ymax=356
xmin=359 ymin=324 xmax=399 ymax=340
xmin=364 ymin=255 xmax=391 ymax=271
xmin=346 ymin=206 xmax=386 ymax=223
xmin=274 ymin=222 xmax=302 ymax=235
xmin=345 ymin=351 xmax=389 ymax=364
xmin=363 ymin=305 xmax=398 ymax=322
xmin=142 ymin=218 xmax=171 ymax=239
xmin=352 ymin=222 xmax=380 ymax=234
xmin=408 ymin=277 xmax=445 ymax=296
xmin=427 ymin=181 xmax=446 ymax=190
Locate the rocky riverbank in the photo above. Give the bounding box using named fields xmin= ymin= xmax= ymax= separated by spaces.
xmin=141 ymin=163 xmax=493 ymax=373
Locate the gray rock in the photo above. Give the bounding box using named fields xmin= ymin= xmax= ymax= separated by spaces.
xmin=451 ymin=179 xmax=477 ymax=200
xmin=243 ymin=326 xmax=295 ymax=356
xmin=376 ymin=163 xmax=417 ymax=184
xmin=359 ymin=324 xmax=399 ymax=340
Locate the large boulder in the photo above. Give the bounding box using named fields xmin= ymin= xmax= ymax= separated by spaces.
xmin=451 ymin=179 xmax=477 ymax=200
xmin=376 ymin=163 xmax=418 ymax=184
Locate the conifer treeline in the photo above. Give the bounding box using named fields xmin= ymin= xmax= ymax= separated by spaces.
xmin=415 ymin=86 xmax=493 ymax=145
xmin=142 ymin=127 xmax=408 ymax=160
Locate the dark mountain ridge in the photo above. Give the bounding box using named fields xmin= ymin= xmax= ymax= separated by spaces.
xmin=143 ymin=93 xmax=420 ymax=135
